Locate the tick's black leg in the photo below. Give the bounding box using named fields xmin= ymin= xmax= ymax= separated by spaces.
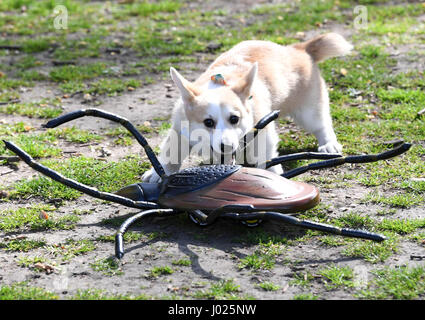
xmin=223 ymin=211 xmax=385 ymax=241
xmin=254 ymin=110 xmax=281 ymax=130
xmin=115 ymin=209 xmax=177 ymax=259
xmin=263 ymin=212 xmax=386 ymax=241
xmin=188 ymin=210 xmax=213 ymax=227
xmin=239 ymin=110 xmax=280 ymax=151
xmin=3 ymin=140 xmax=159 ymax=210
xmin=264 ymin=152 xmax=342 ymax=169
xmin=44 ymin=108 xmax=165 ymax=178
xmin=282 ymin=143 xmax=412 ymax=179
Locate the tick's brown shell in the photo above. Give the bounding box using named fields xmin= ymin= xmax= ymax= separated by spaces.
xmin=158 ymin=166 xmax=319 ymax=213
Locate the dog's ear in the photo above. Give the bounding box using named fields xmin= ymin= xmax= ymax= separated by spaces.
xmin=232 ymin=62 xmax=258 ymax=101
xmin=170 ymin=67 xmax=200 ymax=103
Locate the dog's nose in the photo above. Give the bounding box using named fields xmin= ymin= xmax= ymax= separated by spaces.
xmin=220 ymin=143 xmax=233 ymax=153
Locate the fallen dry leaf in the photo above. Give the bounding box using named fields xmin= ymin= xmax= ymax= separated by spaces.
xmin=39 ymin=210 xmax=49 ymax=220
xmin=34 ymin=262 xmax=56 ymax=274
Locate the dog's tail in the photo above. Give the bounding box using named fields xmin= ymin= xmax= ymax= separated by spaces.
xmin=293 ymin=33 xmax=353 ymax=63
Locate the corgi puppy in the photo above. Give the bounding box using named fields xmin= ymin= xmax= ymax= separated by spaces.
xmin=142 ymin=33 xmax=352 ymax=183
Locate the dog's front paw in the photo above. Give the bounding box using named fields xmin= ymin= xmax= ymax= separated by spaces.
xmin=318 ymin=141 xmax=342 ymax=154
xmin=142 ymin=168 xmax=162 ymax=183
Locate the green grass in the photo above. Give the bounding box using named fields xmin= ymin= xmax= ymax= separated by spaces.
xmin=359 ymin=265 xmax=425 ymax=299
xmin=116 ymin=1 xmax=182 ymax=17
xmin=0 ymin=77 xmax=32 ymax=91
xmin=21 ymin=37 xmax=52 ymax=53
xmin=342 ymin=234 xmax=399 ymax=264
xmin=10 ymin=156 xmax=151 ymax=200
xmin=257 ymin=281 xmax=281 ymax=291
xmin=17 ymin=70 xmax=47 ymax=81
xmin=172 ymin=259 xmax=192 ymax=267
xmin=149 ymin=265 xmax=174 ymax=278
xmin=359 ymin=3 xmax=425 ymax=38
xmin=290 ymin=271 xmax=315 ymax=287
xmin=409 ymin=232 xmax=425 ymax=245
xmin=0 ymin=282 xmax=58 ymax=300
xmin=0 ymin=1 xmax=104 ymax=35
xmin=293 ymin=293 xmax=319 ymax=300
xmin=294 ymin=208 xmax=409 ymax=263
xmin=238 ymin=252 xmax=275 ymax=271
xmin=0 ymin=121 xmax=32 ymax=135
xmin=97 ymin=231 xmax=144 ymax=243
xmin=194 ymin=279 xmax=243 ymax=300
xmin=0 ymin=132 xmax=62 ymax=158
xmin=49 ymin=63 xmax=108 ymax=82
xmin=238 ymin=241 xmax=283 ymax=270
xmin=17 ymin=256 xmax=50 ymax=269
xmin=334 ymin=212 xmax=425 ymax=236
xmin=85 ymin=78 xmax=141 ymax=96
xmin=319 ymin=265 xmax=355 ymax=289
xmin=72 ymin=289 xmax=150 ymax=300
xmin=0 ymin=239 xmax=46 ymax=252
xmin=49 ymin=126 xmax=102 ymax=144
xmin=90 ymin=257 xmax=123 ymax=276
xmin=363 ymin=191 xmax=425 ymax=208
xmin=97 ymin=229 xmax=167 ymax=243
xmin=46 ymin=239 xmax=96 ymax=262
xmin=0 ymin=124 xmax=101 ymax=157
xmin=52 ymin=36 xmax=103 ymax=61
xmin=13 ymin=55 xmax=43 ymax=69
xmin=0 ymin=205 xmax=78 ymax=232
xmin=335 ymin=212 xmax=377 ymax=231
xmin=106 ymin=122 xmax=168 ymax=146
xmin=0 ymin=101 xmax=62 ymax=119
xmin=379 ymin=218 xmax=425 ymax=235
xmin=250 ymin=0 xmax=345 ymax=37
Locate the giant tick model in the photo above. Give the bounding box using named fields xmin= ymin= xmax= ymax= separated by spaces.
xmin=3 ymin=108 xmax=411 ymax=259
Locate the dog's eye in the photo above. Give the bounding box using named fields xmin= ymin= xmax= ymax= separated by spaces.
xmin=229 ymin=115 xmax=239 ymax=125
xmin=203 ymin=118 xmax=215 ymax=128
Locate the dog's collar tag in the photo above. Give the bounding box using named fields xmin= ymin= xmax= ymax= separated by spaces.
xmin=211 ymin=74 xmax=226 ymax=85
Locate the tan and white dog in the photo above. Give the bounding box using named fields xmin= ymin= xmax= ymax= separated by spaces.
xmin=142 ymin=33 xmax=352 ymax=183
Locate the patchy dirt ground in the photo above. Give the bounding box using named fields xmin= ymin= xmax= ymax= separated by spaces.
xmin=0 ymin=0 xmax=424 ymax=300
